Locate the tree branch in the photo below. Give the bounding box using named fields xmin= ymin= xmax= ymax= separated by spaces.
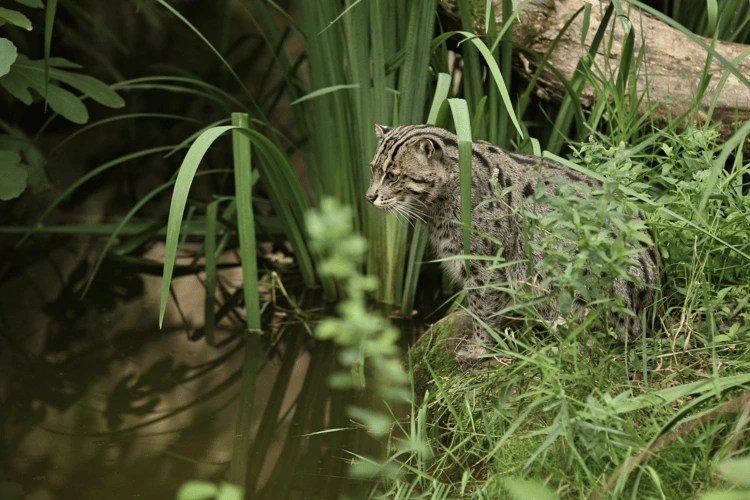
xmin=440 ymin=0 xmax=750 ymax=153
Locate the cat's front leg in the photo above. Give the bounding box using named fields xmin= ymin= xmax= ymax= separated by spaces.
xmin=454 ymin=287 xmax=496 ymax=363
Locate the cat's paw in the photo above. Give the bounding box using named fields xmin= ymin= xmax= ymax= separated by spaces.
xmin=454 ymin=344 xmax=491 ymax=366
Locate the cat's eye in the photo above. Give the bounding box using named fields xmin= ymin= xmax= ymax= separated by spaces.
xmin=386 ymin=171 xmax=398 ymax=182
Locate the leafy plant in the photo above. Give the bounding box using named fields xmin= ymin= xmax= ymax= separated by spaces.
xmin=524 ymin=172 xmax=653 ymax=330
xmin=305 ymin=197 xmax=412 ymax=477
xmin=0 ymin=0 xmax=124 ymax=200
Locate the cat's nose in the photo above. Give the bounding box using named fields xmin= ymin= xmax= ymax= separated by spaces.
xmin=366 ymin=191 xmax=377 ymax=203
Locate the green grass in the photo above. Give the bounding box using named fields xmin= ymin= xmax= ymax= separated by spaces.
xmin=378 ymin=310 xmax=750 ymax=499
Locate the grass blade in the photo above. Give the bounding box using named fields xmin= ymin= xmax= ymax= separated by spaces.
xmin=399 ymin=0 xmax=436 ymax=123
xmin=228 ymin=112 xmax=261 ymax=489
xmin=159 ymin=126 xmax=234 ymax=327
xmin=447 ymin=98 xmax=473 ymax=273
xmin=290 ymin=84 xmax=360 ymax=105
xmin=204 ymin=200 xmax=218 ymax=347
xmin=427 ymin=73 xmax=452 ymax=124
xmin=455 ymin=31 xmax=524 ymax=139
xmin=232 ymin=113 xmax=261 ymax=334
xmin=43 ymin=0 xmax=58 ymax=109
xmin=400 ymin=72 xmax=454 ymax=313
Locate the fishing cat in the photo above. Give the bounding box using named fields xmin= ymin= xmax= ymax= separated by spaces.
xmin=366 ymin=124 xmax=660 ymax=362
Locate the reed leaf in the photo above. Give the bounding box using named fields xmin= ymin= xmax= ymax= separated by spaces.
xmin=228 ymin=113 xmax=261 ymax=489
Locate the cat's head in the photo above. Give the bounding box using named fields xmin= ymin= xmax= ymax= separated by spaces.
xmin=366 ymin=124 xmax=456 ymax=221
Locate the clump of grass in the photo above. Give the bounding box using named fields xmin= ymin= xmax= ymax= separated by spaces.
xmin=380 ymin=313 xmax=750 ymax=498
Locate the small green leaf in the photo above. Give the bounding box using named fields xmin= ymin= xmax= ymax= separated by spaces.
xmin=176 ymin=480 xmax=218 ymax=500
xmin=0 ymin=151 xmax=21 ymax=167
xmin=13 ymin=56 xmax=124 ymax=109
xmin=215 ymin=482 xmax=243 ymax=500
xmin=47 ymin=57 xmax=82 ymax=69
xmin=505 ymin=478 xmax=557 ymax=500
xmin=347 ymin=406 xmax=393 ymax=436
xmin=9 ymin=63 xmax=89 ymax=122
xmin=0 ymin=158 xmax=28 ymax=200
xmin=0 ymin=71 xmax=33 ymax=104
xmin=0 ymin=38 xmax=17 ymax=77
xmin=728 ymin=322 xmax=741 ymax=338
xmin=0 ymin=7 xmax=32 ymax=30
xmin=46 ymin=71 xmax=124 ymax=108
xmin=718 ymin=457 xmax=750 ymax=487
xmin=43 ymin=83 xmax=89 ymax=123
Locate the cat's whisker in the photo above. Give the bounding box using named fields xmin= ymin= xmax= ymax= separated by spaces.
xmin=408 ymin=204 xmax=429 ymax=220
xmin=410 ymin=197 xmax=431 ymax=211
xmin=395 ymin=203 xmax=417 ymax=222
xmin=401 ymin=205 xmax=420 ymax=226
xmin=394 ymin=205 xmax=416 ymax=227
xmin=401 ymin=206 xmax=426 ymax=224
xmin=408 ymin=200 xmax=431 ymax=219
xmin=390 ymin=205 xmax=411 ymax=226
xmin=400 ymin=202 xmax=428 ymax=223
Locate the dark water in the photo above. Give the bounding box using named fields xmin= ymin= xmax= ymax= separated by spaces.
xmin=0 ymin=248 xmax=426 ymax=500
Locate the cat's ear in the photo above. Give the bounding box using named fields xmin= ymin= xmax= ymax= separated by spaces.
xmin=375 ymin=124 xmax=392 ymax=138
xmin=414 ymin=137 xmax=441 ymax=160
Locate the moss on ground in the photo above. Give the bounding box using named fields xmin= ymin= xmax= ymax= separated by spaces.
xmin=408 ymin=311 xmax=471 ymax=398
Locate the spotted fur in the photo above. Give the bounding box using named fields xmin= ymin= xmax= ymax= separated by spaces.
xmin=366 ymin=124 xmax=661 ymax=361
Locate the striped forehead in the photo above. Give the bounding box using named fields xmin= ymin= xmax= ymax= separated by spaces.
xmin=372 ymin=124 xmax=435 ymax=167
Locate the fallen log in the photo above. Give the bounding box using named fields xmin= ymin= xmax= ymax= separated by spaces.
xmin=440 ymin=0 xmax=750 ymax=153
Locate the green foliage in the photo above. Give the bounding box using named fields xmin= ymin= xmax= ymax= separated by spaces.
xmin=525 ymin=172 xmax=651 ymax=324
xmin=0 ymin=7 xmax=33 ymax=30
xmin=306 ymin=198 xmax=422 ymax=480
xmin=306 ymin=198 xmax=408 ymax=424
xmin=503 ymin=478 xmax=557 ymax=500
xmin=0 ymin=0 xmax=124 ymax=199
xmin=0 ymin=147 xmax=27 ymax=200
xmin=0 ymin=38 xmax=17 ymax=75
xmin=716 ymin=457 xmax=750 ymax=488
xmin=574 ymin=123 xmax=750 ymax=344
xmin=697 ymin=456 xmax=750 ymax=499
xmin=0 ymin=55 xmax=124 ymax=123
xmin=175 ymin=481 xmax=243 ymax=500
xmin=388 ymin=310 xmax=750 ymax=499
xmin=663 ymin=0 xmax=750 ymax=41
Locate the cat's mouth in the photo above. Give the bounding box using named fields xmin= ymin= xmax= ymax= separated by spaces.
xmin=375 ymin=197 xmax=429 ymax=224
xmin=374 ymin=198 xmax=398 ymax=210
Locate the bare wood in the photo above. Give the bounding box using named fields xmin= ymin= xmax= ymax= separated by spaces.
xmin=439 ymin=0 xmax=750 ymax=153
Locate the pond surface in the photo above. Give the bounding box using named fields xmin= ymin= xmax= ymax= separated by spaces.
xmin=0 ymin=242 xmax=426 ymax=499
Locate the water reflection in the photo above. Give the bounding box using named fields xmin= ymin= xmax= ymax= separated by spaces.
xmin=0 ymin=244 xmax=393 ymax=499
